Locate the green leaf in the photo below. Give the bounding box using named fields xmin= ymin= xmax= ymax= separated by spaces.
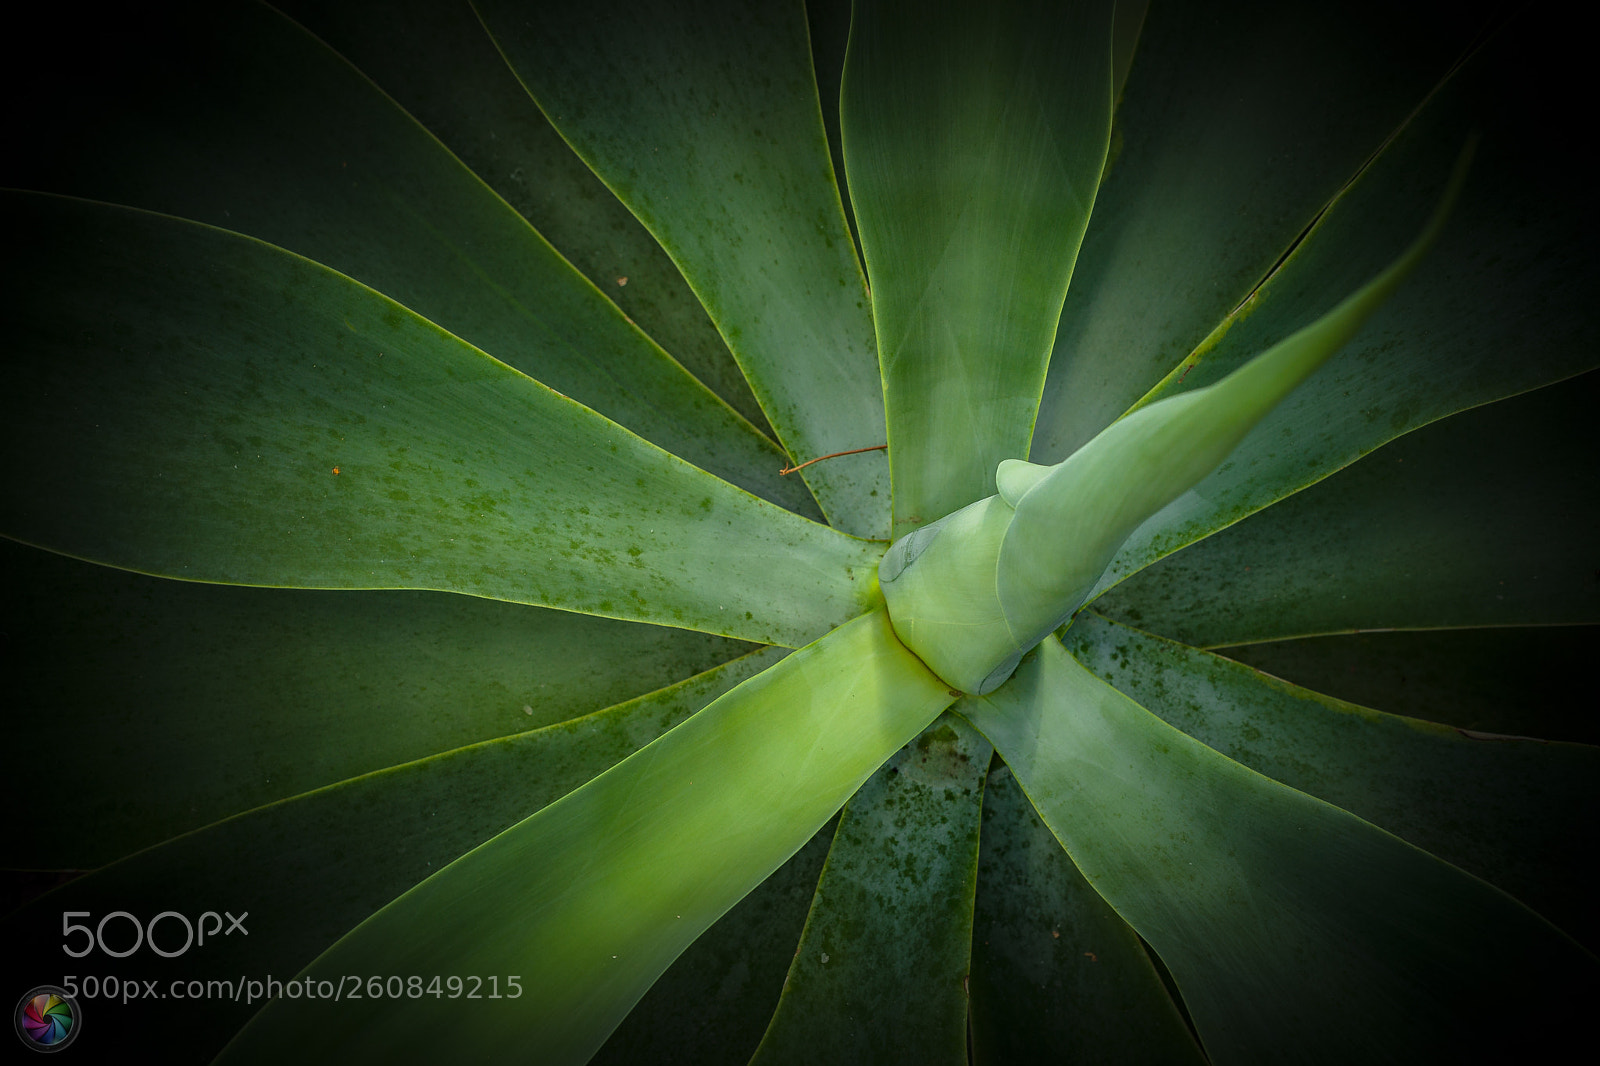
xmin=0 ymin=538 xmax=750 ymax=868
xmin=960 ymin=637 xmax=1596 ymax=1063
xmin=1095 ymin=371 xmax=1600 ymax=644
xmin=221 ymin=610 xmax=954 ymax=1064
xmin=3 ymin=0 xmax=804 ymax=512
xmin=1032 ymin=0 xmax=1493 ymax=462
xmin=750 ymin=715 xmax=990 ymax=1066
xmin=841 ymin=0 xmax=1114 ymax=538
xmin=1067 ymin=611 xmax=1600 ymax=953
xmin=1221 ymin=626 xmax=1600 ymax=746
xmin=475 ymin=0 xmax=887 ymax=536
xmin=1085 ymin=14 xmax=1599 ymax=587
xmin=592 ymin=818 xmax=836 ymax=1066
xmin=0 ymin=194 xmax=880 ymax=647
xmin=0 ymin=648 xmax=783 ymax=1061
xmin=968 ymin=763 xmax=1203 ymax=1065
xmin=271 ymin=0 xmax=772 ymax=439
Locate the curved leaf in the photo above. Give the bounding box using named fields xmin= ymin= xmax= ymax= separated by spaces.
xmin=0 ymin=648 xmax=783 ymax=1062
xmin=475 ymin=0 xmax=887 ymax=536
xmin=969 ymin=764 xmax=1203 ymax=1065
xmin=842 ymin=0 xmax=1114 ymax=538
xmin=3 ymin=0 xmax=805 ymax=512
xmin=591 ymin=818 xmax=836 ymax=1066
xmin=1085 ymin=13 xmax=1599 ymax=589
xmin=1032 ymin=0 xmax=1492 ymax=462
xmin=750 ymin=715 xmax=989 ymax=1066
xmin=221 ymin=610 xmax=954 ymax=1064
xmin=0 ymin=195 xmax=881 ymax=647
xmin=0 ymin=539 xmax=749 ymax=868
xmin=961 ymin=637 xmax=1596 ymax=1064
xmin=1221 ymin=626 xmax=1600 ymax=746
xmin=270 ymin=0 xmax=770 ymax=437
xmin=1095 ymin=370 xmax=1600 ymax=644
xmin=1068 ymin=612 xmax=1600 ymax=952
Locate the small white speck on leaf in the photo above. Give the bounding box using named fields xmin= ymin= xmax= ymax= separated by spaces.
xmin=820 ymin=953 xmax=829 ymax=964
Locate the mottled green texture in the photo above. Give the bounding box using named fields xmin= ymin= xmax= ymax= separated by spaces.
xmin=271 ymin=0 xmax=771 ymax=439
xmin=969 ymin=766 xmax=1203 ymax=1065
xmin=842 ymin=0 xmax=1114 ymax=539
xmin=593 ymin=818 xmax=837 ymax=1066
xmin=1032 ymin=0 xmax=1491 ymax=463
xmin=222 ymin=611 xmax=954 ymax=1064
xmin=4 ymin=0 xmax=802 ymax=512
xmin=1083 ymin=16 xmax=1599 ymax=591
xmin=751 ymin=715 xmax=989 ymax=1066
xmin=1097 ymin=371 xmax=1600 ymax=644
xmin=0 ymin=648 xmax=783 ymax=1061
xmin=1068 ymin=612 xmax=1600 ymax=952
xmin=2 ymin=539 xmax=752 ymax=868
xmin=1222 ymin=626 xmax=1600 ymax=745
xmin=476 ymin=0 xmax=886 ymax=536
xmin=962 ymin=638 xmax=1595 ymax=1063
xmin=1 ymin=196 xmax=880 ymax=647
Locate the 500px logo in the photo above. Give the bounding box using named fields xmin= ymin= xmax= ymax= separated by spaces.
xmin=14 ymin=986 xmax=80 ymax=1054
xmin=61 ymin=910 xmax=247 ymax=958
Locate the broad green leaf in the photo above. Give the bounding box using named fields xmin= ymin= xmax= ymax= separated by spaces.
xmin=961 ymin=637 xmax=1596 ymax=1063
xmin=1068 ymin=612 xmax=1600 ymax=953
xmin=475 ymin=0 xmax=887 ymax=536
xmin=876 ymin=164 xmax=1458 ymax=696
xmin=0 ymin=195 xmax=881 ymax=647
xmin=592 ymin=818 xmax=836 ymax=1066
xmin=969 ymin=764 xmax=1203 ymax=1065
xmin=3 ymin=0 xmax=806 ymax=513
xmin=271 ymin=0 xmax=771 ymax=437
xmin=1222 ymin=626 xmax=1600 ymax=746
xmin=0 ymin=649 xmax=783 ymax=1062
xmin=1084 ymin=14 xmax=1598 ymax=588
xmin=0 ymin=538 xmax=749 ymax=868
xmin=1032 ymin=0 xmax=1492 ymax=462
xmin=751 ymin=715 xmax=990 ymax=1066
xmin=222 ymin=610 xmax=954 ymax=1064
xmin=1095 ymin=371 xmax=1600 ymax=644
xmin=842 ymin=0 xmax=1114 ymax=538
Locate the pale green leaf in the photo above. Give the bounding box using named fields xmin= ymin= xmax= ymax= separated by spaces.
xmin=0 ymin=649 xmax=783 ymax=1060
xmin=751 ymin=714 xmax=989 ymax=1066
xmin=221 ymin=610 xmax=954 ymax=1064
xmin=842 ymin=0 xmax=1114 ymax=538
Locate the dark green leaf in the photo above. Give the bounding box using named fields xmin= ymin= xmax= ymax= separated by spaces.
xmin=1032 ymin=0 xmax=1492 ymax=462
xmin=0 ymin=538 xmax=750 ymax=867
xmin=1085 ymin=14 xmax=1598 ymax=586
xmin=3 ymin=0 xmax=804 ymax=512
xmin=1068 ymin=612 xmax=1600 ymax=952
xmin=1220 ymin=625 xmax=1600 ymax=746
xmin=271 ymin=0 xmax=771 ymax=438
xmin=751 ymin=715 xmax=990 ymax=1066
xmin=1095 ymin=371 xmax=1600 ymax=643
xmin=0 ymin=648 xmax=783 ymax=1062
xmin=1 ymin=195 xmax=880 ymax=647
xmin=969 ymin=763 xmax=1203 ymax=1065
xmin=475 ymin=0 xmax=887 ymax=536
xmin=961 ymin=637 xmax=1596 ymax=1064
xmin=842 ymin=0 xmax=1114 ymax=538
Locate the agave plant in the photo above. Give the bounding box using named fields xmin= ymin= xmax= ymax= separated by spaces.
xmin=3 ymin=0 xmax=1595 ymax=1062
